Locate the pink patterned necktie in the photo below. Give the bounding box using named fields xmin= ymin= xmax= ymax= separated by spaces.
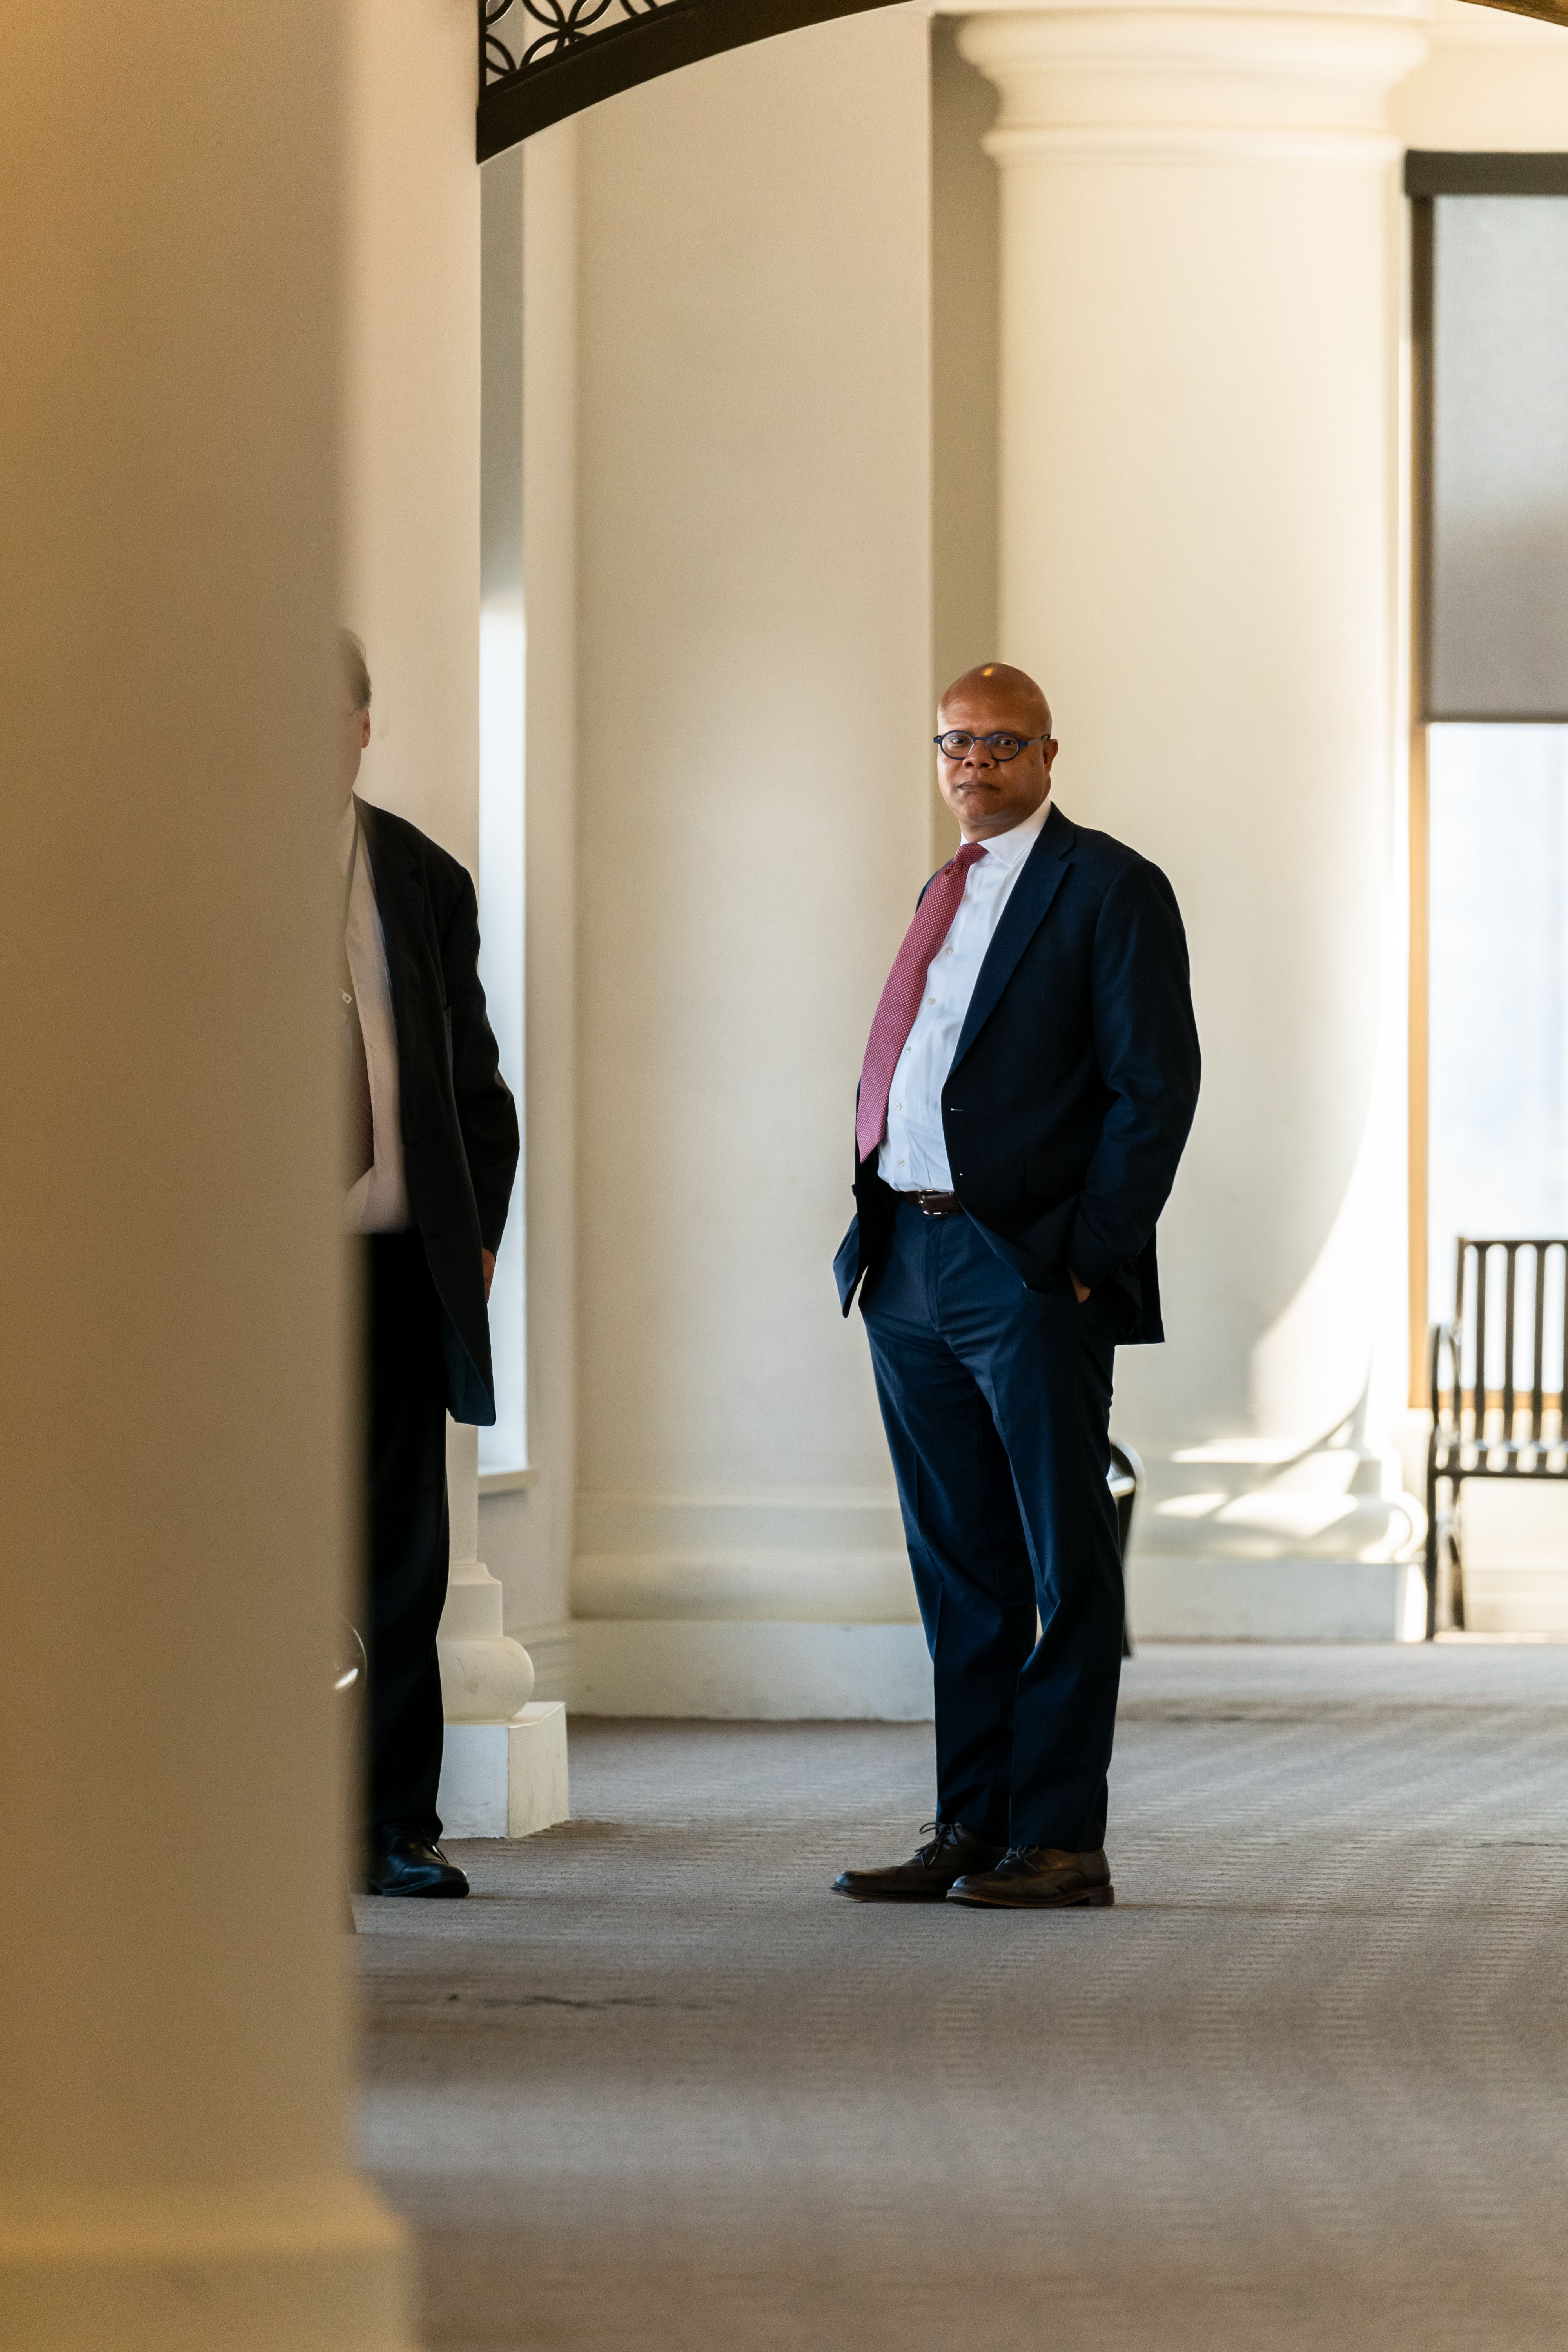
xmin=857 ymin=840 xmax=989 ymax=1163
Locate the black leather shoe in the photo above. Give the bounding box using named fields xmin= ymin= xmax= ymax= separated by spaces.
xmin=833 ymin=1819 xmax=1006 ymax=1902
xmin=365 ymin=1835 xmax=470 ymax=1898
xmin=947 ymin=1845 xmax=1113 ymax=1909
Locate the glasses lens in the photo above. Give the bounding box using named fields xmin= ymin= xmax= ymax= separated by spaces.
xmin=938 ymin=730 xmax=1027 ymax=759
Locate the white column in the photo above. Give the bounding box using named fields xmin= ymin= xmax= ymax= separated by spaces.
xmin=466 ymin=120 xmax=582 ymax=1704
xmin=570 ymin=13 xmax=936 ymax=1715
xmin=514 ymin=121 xmax=583 ymax=1684
xmin=958 ymin=0 xmax=1430 ymax=1637
xmin=0 ymin=2 xmax=409 ymax=2344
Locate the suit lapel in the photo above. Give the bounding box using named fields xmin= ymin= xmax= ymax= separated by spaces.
xmin=951 ymin=804 xmax=1075 ymax=1071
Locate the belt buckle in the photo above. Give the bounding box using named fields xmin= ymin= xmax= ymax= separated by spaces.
xmin=917 ymin=1190 xmax=960 ymax=1218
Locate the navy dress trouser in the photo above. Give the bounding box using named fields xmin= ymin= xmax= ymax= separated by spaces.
xmin=860 ymin=1196 xmax=1125 ymax=1853
xmin=363 ymin=1229 xmax=451 ymax=1844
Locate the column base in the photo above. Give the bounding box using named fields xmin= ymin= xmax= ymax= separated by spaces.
xmin=0 ymin=2175 xmax=411 ymax=2352
xmin=1127 ymin=1553 xmax=1426 ymax=1642
xmin=438 ymin=1701 xmax=570 ymax=1837
xmin=1126 ymin=1443 xmax=1425 ymax=1640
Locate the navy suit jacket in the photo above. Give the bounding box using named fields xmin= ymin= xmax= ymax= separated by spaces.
xmin=357 ymin=797 xmax=519 ymax=1423
xmin=834 ymin=802 xmax=1200 ymax=1344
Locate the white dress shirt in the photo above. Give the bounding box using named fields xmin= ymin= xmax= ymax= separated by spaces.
xmin=339 ymin=799 xmax=411 ymax=1234
xmin=878 ymin=795 xmax=1053 ymax=1192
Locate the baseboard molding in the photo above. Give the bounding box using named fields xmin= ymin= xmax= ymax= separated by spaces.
xmin=567 ymin=1564 xmax=1416 ymax=1724
xmin=573 ymin=1490 xmax=912 ymax=1624
xmin=569 ymin=1619 xmax=935 ymax=1720
xmin=573 ymin=1550 xmax=918 ymax=1623
xmin=542 ymin=1486 xmax=1428 ymax=1722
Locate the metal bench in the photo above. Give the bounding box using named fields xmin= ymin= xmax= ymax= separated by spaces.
xmin=1426 ymin=1237 xmax=1568 ymax=1638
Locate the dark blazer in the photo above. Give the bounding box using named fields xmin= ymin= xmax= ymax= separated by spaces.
xmin=834 ymin=803 xmax=1200 ymax=1345
xmin=356 ymin=797 xmax=520 ymax=1424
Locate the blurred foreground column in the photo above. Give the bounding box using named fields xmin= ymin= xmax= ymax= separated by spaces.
xmin=0 ymin=4 xmax=411 ymax=2345
xmin=961 ymin=0 xmax=1429 ymax=1635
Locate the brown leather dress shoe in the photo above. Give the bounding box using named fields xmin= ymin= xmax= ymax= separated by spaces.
xmin=833 ymin=1819 xmax=1006 ymax=1902
xmin=946 ymin=1846 xmax=1114 ymax=1909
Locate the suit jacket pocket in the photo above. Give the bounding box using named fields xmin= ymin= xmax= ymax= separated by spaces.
xmin=833 ymin=1214 xmax=862 ymax=1317
xmin=1017 ymin=1193 xmax=1075 ymax=1279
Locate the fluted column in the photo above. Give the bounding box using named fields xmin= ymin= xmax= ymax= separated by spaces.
xmin=0 ymin=2 xmax=409 ymax=2343
xmin=958 ymin=0 xmax=1430 ymax=1633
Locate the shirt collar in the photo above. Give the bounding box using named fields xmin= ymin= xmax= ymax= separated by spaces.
xmin=969 ymin=792 xmax=1051 ymax=872
xmin=336 ymin=795 xmax=358 ymax=878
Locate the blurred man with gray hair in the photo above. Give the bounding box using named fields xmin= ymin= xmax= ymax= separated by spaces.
xmin=338 ymin=630 xmax=518 ymax=1897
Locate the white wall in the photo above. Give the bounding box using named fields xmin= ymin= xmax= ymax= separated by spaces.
xmin=932 ymin=17 xmax=1002 ymax=867
xmin=343 ymin=0 xmax=481 ymax=869
xmin=570 ymin=13 xmax=934 ymax=1677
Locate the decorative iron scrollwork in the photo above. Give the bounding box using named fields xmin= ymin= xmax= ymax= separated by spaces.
xmin=483 ymin=0 xmax=694 ymax=86
xmin=478 ymin=0 xmax=902 ymax=160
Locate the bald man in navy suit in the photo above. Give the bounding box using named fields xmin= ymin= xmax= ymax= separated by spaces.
xmin=833 ymin=665 xmax=1200 ymax=1911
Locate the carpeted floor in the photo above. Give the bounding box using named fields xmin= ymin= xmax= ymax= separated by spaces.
xmin=357 ymin=1642 xmax=1568 ymax=2350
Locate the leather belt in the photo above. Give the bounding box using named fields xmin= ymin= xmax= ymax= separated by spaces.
xmin=911 ymin=1190 xmax=963 ymax=1218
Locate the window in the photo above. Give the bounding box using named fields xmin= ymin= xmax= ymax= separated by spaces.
xmin=1409 ymin=154 xmax=1568 ymax=1372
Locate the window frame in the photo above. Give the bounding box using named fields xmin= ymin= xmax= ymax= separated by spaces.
xmin=1406 ymin=152 xmax=1568 ymax=1403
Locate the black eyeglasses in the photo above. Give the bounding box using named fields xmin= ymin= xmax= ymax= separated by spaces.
xmin=934 ymin=730 xmax=1047 ymax=762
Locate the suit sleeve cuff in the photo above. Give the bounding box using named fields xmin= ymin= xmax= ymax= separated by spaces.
xmin=1065 ymin=1212 xmax=1125 ymax=1292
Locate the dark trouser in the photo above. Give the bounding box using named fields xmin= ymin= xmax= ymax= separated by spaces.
xmin=860 ymin=1197 xmax=1125 ymax=1853
xmin=363 ymin=1228 xmax=450 ymax=1845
